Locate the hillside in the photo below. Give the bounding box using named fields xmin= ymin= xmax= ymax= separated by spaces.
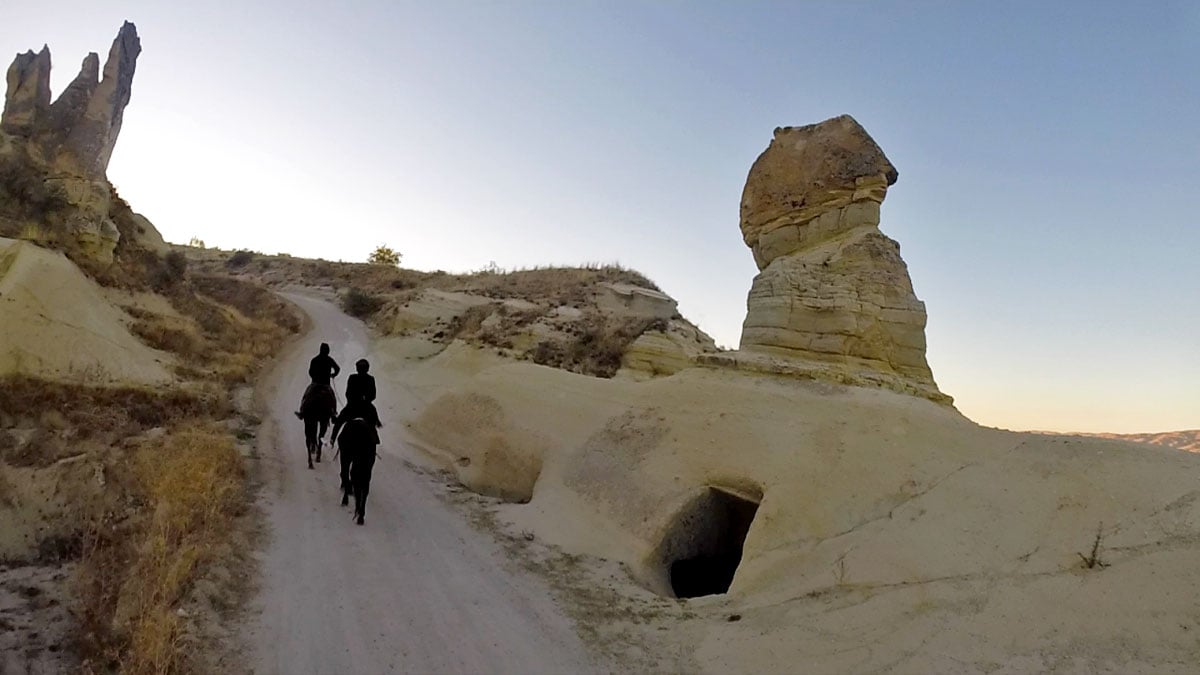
xmin=183 ymin=246 xmax=719 ymax=379
xmin=0 ymin=24 xmax=301 ymax=674
xmin=1082 ymin=430 xmax=1200 ymax=453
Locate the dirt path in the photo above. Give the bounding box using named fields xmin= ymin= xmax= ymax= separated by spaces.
xmin=245 ymin=294 xmax=597 ymax=674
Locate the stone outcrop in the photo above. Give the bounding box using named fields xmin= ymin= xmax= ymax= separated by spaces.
xmin=0 ymin=23 xmax=160 ymax=264
xmin=3 ymin=22 xmax=141 ymax=179
xmin=706 ymin=115 xmax=948 ymax=403
xmin=1 ymin=47 xmax=51 ymax=135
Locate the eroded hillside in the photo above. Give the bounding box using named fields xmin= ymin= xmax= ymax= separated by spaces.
xmin=0 ymin=24 xmax=301 ymax=674
xmin=184 ymin=247 xmax=719 ymax=380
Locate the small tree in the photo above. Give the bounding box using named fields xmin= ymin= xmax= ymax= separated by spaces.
xmin=368 ymin=244 xmax=401 ymax=266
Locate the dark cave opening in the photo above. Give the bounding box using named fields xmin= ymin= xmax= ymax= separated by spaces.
xmin=665 ymin=487 xmax=760 ymax=599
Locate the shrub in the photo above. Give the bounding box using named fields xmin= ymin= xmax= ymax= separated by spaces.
xmin=148 ymin=252 xmax=187 ymax=291
xmin=226 ymin=249 xmax=255 ymax=269
xmin=341 ymin=287 xmax=384 ymax=319
xmin=368 ymin=245 xmax=401 ymax=266
xmin=164 ymin=251 xmax=187 ymax=277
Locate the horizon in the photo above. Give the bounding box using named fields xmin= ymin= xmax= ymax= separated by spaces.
xmin=3 ymin=1 xmax=1196 ymax=434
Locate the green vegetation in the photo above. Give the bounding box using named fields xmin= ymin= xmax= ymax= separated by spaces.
xmin=368 ymin=244 xmax=401 ymax=266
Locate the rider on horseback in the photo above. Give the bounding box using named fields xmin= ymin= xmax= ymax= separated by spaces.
xmin=330 ymin=397 xmax=383 ymax=525
xmin=345 ymin=358 xmax=376 ymax=404
xmin=296 ymin=343 xmax=340 ymax=419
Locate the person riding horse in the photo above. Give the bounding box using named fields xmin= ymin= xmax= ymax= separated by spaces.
xmin=345 ymin=358 xmax=376 ymax=404
xmin=330 ymin=397 xmax=383 ymax=525
xmin=296 ymin=343 xmax=340 ymax=468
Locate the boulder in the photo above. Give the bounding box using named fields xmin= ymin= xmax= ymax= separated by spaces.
xmin=596 ymin=282 xmax=678 ymax=320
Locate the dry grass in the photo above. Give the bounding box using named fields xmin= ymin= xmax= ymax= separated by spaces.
xmin=0 ymin=375 xmax=228 ymax=438
xmin=0 ymin=375 xmax=247 ymax=672
xmin=75 ymin=424 xmax=246 ymax=674
xmin=121 ymin=276 xmax=301 ymax=384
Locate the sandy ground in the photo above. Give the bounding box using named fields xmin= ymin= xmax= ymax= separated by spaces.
xmin=244 ymin=294 xmax=598 ymax=675
xmin=0 ymin=563 xmax=76 ymax=675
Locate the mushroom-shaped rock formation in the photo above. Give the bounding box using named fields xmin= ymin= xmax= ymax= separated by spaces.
xmin=705 ymin=115 xmax=949 ymax=404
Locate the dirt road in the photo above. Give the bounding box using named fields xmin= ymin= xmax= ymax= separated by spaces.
xmin=246 ymin=294 xmax=597 ymax=674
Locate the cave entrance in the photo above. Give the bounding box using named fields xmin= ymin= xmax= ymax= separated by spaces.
xmin=662 ymin=486 xmax=760 ymax=599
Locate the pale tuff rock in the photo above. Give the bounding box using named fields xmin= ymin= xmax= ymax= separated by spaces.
xmin=620 ymin=320 xmax=717 ymax=379
xmin=596 ymin=283 xmax=678 ymax=320
xmin=50 ymin=23 xmax=141 ymax=179
xmin=0 ymin=237 xmax=171 ymax=384
xmin=3 ymin=22 xmax=142 ymax=179
xmin=1 ymin=46 xmax=51 ymax=135
xmin=0 ymin=22 xmax=160 ymax=263
xmin=714 ymin=115 xmax=948 ymax=403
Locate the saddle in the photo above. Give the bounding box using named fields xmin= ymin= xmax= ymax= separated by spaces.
xmin=300 ymin=383 xmax=337 ymax=418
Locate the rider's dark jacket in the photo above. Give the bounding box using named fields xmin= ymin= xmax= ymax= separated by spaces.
xmin=308 ymin=354 xmax=340 ymax=386
xmin=346 ymin=373 xmax=376 ymax=403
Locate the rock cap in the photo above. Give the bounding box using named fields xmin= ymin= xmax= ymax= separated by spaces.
xmin=740 ymin=114 xmax=897 ymax=268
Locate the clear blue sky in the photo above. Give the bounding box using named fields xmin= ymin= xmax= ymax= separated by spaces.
xmin=4 ymin=1 xmax=1197 ymax=433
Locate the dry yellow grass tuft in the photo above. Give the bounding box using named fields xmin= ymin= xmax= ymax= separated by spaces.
xmin=76 ymin=424 xmax=245 ymax=675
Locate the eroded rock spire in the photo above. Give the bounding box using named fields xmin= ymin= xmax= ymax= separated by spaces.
xmin=711 ymin=115 xmax=948 ymax=403
xmin=1 ymin=21 xmax=140 ymax=179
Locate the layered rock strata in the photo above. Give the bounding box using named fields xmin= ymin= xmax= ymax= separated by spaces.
xmin=705 ymin=115 xmax=948 ymax=403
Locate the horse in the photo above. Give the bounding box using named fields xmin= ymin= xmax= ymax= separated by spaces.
xmin=298 ymin=383 xmax=337 ymax=469
xmin=336 ymin=416 xmax=379 ymax=525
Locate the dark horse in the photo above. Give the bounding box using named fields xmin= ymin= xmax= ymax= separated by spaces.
xmin=335 ymin=416 xmax=379 ymax=525
xmin=298 ymin=383 xmax=337 ymax=469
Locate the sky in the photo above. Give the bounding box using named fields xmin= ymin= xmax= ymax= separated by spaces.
xmin=3 ymin=1 xmax=1197 ymax=433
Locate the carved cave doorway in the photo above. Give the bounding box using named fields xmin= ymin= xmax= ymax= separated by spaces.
xmin=660 ymin=486 xmax=760 ymax=598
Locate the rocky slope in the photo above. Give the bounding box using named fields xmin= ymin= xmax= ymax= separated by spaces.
xmin=397 ymin=117 xmax=1200 ymax=672
xmin=0 ymin=24 xmax=299 ymax=673
xmin=184 ymin=247 xmax=720 ymax=380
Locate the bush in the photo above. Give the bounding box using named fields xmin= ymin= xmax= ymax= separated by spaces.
xmin=226 ymin=249 xmax=255 ymax=269
xmin=165 ymin=251 xmax=187 ymax=277
xmin=368 ymin=245 xmax=401 ymax=266
xmin=148 ymin=252 xmax=187 ymax=290
xmin=341 ymin=287 xmax=384 ymax=319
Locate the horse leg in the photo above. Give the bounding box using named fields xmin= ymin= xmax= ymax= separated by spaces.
xmin=339 ymin=450 xmax=352 ymax=506
xmin=353 ymin=454 xmax=375 ymax=525
xmin=314 ymin=417 xmax=324 ymax=463
xmin=303 ymin=418 xmax=316 ymax=469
